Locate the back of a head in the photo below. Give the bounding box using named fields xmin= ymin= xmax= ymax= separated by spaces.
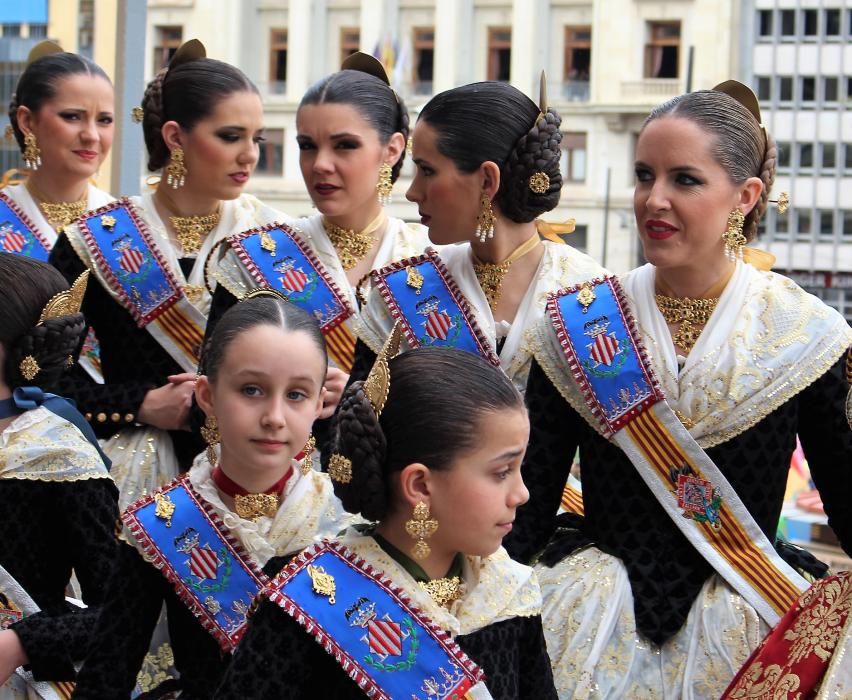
xmin=0 ymin=253 xmax=87 ymax=390
xmin=418 ymin=81 xmax=563 ymax=223
xmin=326 ymin=347 xmax=524 ymax=521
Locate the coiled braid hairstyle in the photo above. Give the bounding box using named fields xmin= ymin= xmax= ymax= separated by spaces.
xmin=299 ymin=70 xmax=410 ymax=182
xmin=0 ymin=253 xmax=87 ymax=391
xmin=417 ymin=82 xmax=563 ymax=223
xmin=644 ymin=90 xmax=776 ymax=242
xmin=140 ymin=58 xmax=259 ymax=172
xmin=8 ymin=52 xmax=111 ymax=152
xmin=324 ymin=347 xmax=525 ymax=522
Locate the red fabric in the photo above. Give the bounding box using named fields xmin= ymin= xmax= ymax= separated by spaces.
xmin=210 ymin=465 xmax=292 ymax=498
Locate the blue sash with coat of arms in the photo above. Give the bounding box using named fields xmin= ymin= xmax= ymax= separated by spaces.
xmin=266 ymin=541 xmax=490 ymax=700
xmin=370 ymin=250 xmax=499 ymax=366
xmin=0 ymin=191 xmax=51 ymax=260
xmin=122 ymin=475 xmax=268 ymax=653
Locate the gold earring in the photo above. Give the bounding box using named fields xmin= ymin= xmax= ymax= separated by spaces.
xmin=201 ymin=414 xmax=219 ymax=464
xmin=475 ymin=192 xmax=495 ymax=244
xmin=23 ymin=132 xmax=41 ymax=170
xmin=19 ymin=355 xmax=40 ymax=381
xmin=722 ymin=208 xmax=747 ymax=261
xmin=165 ymin=147 xmax=187 ymax=189
xmin=376 ymin=162 xmax=393 ymax=205
xmin=300 ymin=435 xmax=316 ymax=475
xmin=405 ymin=501 xmax=438 ymax=560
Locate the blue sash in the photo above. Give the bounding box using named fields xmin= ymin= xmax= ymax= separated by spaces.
xmin=371 ymin=250 xmax=498 ymax=366
xmin=228 ymin=223 xmax=354 ymax=333
xmin=267 ymin=541 xmax=486 ymax=700
xmin=122 ymin=476 xmax=268 ymax=652
xmin=0 ymin=192 xmax=50 ymax=260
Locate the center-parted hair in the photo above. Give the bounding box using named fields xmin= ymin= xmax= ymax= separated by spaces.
xmin=140 ymin=58 xmax=259 ymax=172
xmin=325 ymin=347 xmax=525 ymax=521
xmin=299 ymin=69 xmax=410 ymax=182
xmin=417 ymin=82 xmax=563 ymax=223
xmin=0 ymin=253 xmax=87 ymax=391
xmin=200 ymin=294 xmax=328 ymax=384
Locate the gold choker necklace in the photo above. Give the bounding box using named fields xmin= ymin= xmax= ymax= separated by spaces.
xmin=322 ymin=212 xmax=386 ymax=270
xmin=654 ymin=295 xmax=719 ymax=354
xmin=419 ymin=576 xmax=463 ymax=608
xmin=28 ymin=186 xmax=87 ymax=234
xmin=472 ymin=234 xmax=541 ymax=312
xmin=169 ymin=209 xmax=221 ymax=256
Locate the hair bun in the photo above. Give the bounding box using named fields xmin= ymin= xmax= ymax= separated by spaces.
xmin=5 ymin=312 xmax=87 ymax=390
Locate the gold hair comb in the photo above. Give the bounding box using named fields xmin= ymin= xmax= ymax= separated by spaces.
xmin=39 ymin=270 xmax=88 ymax=323
xmin=363 ymin=322 xmax=404 ymax=416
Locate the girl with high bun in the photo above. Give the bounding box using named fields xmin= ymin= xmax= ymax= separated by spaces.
xmin=48 ymin=40 xmax=289 ymax=509
xmin=215 ymin=340 xmax=557 ymax=699
xmin=2 ymin=41 xmax=114 ymax=259
xmin=0 ymin=254 xmax=117 ymax=693
xmin=515 ymin=83 xmax=852 ymax=697
xmin=351 ymin=79 xmax=604 ymax=396
xmin=72 ymin=293 xmax=355 ymax=699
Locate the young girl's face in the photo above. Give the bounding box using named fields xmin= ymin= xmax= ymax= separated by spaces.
xmin=196 ymin=324 xmax=326 ymax=479
xmin=426 ymin=407 xmax=530 ymax=559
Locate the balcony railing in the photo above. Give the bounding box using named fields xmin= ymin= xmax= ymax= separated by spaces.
xmin=561 ymin=80 xmax=590 ymax=102
xmin=620 ymin=78 xmax=681 ymax=101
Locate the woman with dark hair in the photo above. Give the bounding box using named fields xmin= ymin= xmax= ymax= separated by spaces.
xmin=206 ymin=52 xmax=428 ymax=390
xmin=515 ymin=82 xmax=852 ymax=697
xmin=214 ymin=338 xmax=557 ymax=699
xmin=48 ymin=40 xmax=288 ymax=509
xmin=352 ymin=80 xmax=604 ymax=398
xmin=2 ymin=41 xmax=114 ymax=259
xmin=0 ymin=254 xmax=118 ymax=694
xmin=71 ymin=292 xmax=355 ymax=699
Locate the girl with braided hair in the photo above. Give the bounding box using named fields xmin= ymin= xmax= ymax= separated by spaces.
xmin=215 ymin=341 xmax=557 ymax=699
xmin=0 ymin=253 xmax=118 ymax=694
xmin=72 ymin=293 xmax=356 ymax=698
xmin=515 ymin=83 xmax=852 ymax=697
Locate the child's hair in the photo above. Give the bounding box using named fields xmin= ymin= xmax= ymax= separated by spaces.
xmin=325 ymin=347 xmax=524 ymax=521
xmin=200 ymin=293 xmax=328 ymax=384
xmin=0 ymin=253 xmax=87 ymax=390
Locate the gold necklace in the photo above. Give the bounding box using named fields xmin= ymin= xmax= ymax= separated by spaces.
xmin=419 ymin=576 xmax=463 ymax=608
xmin=654 ymin=295 xmax=719 ymax=354
xmin=169 ymin=209 xmax=221 ymax=256
xmin=27 ymin=185 xmax=87 ymax=234
xmin=472 ymin=233 xmax=541 ymax=312
xmin=322 ymin=212 xmax=386 ymax=270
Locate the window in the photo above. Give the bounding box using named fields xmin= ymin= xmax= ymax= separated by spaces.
xmin=801 ymin=76 xmax=816 ymax=103
xmin=567 ymin=224 xmax=588 ymax=251
xmin=823 ymin=77 xmax=838 ymax=103
xmin=2 ymin=24 xmax=21 ymax=38
xmin=561 ymin=132 xmax=587 ymax=183
xmin=29 ymin=24 xmax=47 ymax=39
xmin=268 ymin=29 xmax=287 ymax=95
xmin=821 ymin=143 xmax=836 ymax=171
xmin=803 ymin=9 xmax=818 ymax=37
xmin=340 ymin=27 xmax=360 ymax=65
xmin=775 ymin=210 xmax=789 ymax=238
xmin=819 ymin=210 xmax=835 ymax=239
xmin=843 ymin=210 xmax=852 ymax=240
xmin=779 ymin=76 xmax=793 ymax=102
xmin=845 ymin=144 xmax=852 ymax=172
xmin=153 ymin=26 xmax=182 ymax=73
xmin=487 ymin=27 xmax=512 ymax=81
xmin=825 ymin=9 xmax=841 ymax=37
xmin=777 ymin=141 xmax=791 ymax=171
xmin=412 ymin=27 xmax=434 ymax=95
xmin=757 ymin=76 xmax=771 ymax=101
xmin=757 ymin=10 xmax=773 ymax=38
xmin=780 ymin=10 xmax=796 ymax=37
xmin=256 ymin=129 xmax=284 ymax=176
xmin=799 ymin=143 xmax=814 ymax=169
xmin=564 ymin=25 xmax=592 ymax=100
xmin=644 ymin=21 xmax=680 ymax=78
xmin=795 ymin=208 xmax=812 ymax=241
xmin=846 ymin=77 xmax=852 ymax=100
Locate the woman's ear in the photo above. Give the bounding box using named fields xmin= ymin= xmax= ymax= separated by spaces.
xmin=194 ymin=375 xmax=214 ymax=416
xmin=479 ymin=160 xmax=501 ymax=200
xmin=314 ymin=386 xmax=327 ymax=419
xmin=161 ymin=120 xmax=184 ymax=152
xmin=15 ymin=106 xmax=35 ymax=135
xmin=384 ymin=131 xmax=406 ymax=168
xmin=397 ymin=462 xmax=432 ymax=510
xmin=738 ymin=176 xmax=764 ymax=216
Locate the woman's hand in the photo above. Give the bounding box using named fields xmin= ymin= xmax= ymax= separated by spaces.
xmin=0 ymin=629 xmax=27 ymax=684
xmin=319 ymin=367 xmax=349 ymax=419
xmin=137 ymin=373 xmax=197 ymax=431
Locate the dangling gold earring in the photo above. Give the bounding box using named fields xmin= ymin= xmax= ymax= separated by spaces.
xmin=405 ymin=501 xmax=438 ymax=560
xmin=201 ymin=415 xmax=219 ymax=464
xmin=722 ymin=208 xmax=747 ymax=262
xmin=165 ymin=147 xmax=187 ymax=189
xmin=475 ymin=192 xmax=495 ymax=244
xmin=376 ymin=162 xmax=393 ymax=205
xmin=300 ymin=435 xmax=316 ymax=475
xmin=23 ymin=132 xmax=41 ymax=170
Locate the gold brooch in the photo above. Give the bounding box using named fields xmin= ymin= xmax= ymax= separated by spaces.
xmin=328 ymin=453 xmax=353 ymax=484
xmin=100 ymin=214 xmax=117 ymax=230
xmin=19 ymin=355 xmax=40 ymax=381
xmin=307 ymin=564 xmax=336 ymax=604
xmin=577 ymin=283 xmax=596 ymax=313
xmin=419 ymin=576 xmax=462 ymax=608
xmin=234 ymin=493 xmax=278 ymax=521
xmin=131 ymin=106 xmax=144 ymax=123
xmin=260 ymin=229 xmax=277 ymax=256
xmin=406 ymin=265 xmax=424 ymax=294
xmin=528 ymin=171 xmax=550 ymax=194
xmin=154 ymin=492 xmax=176 ymax=527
